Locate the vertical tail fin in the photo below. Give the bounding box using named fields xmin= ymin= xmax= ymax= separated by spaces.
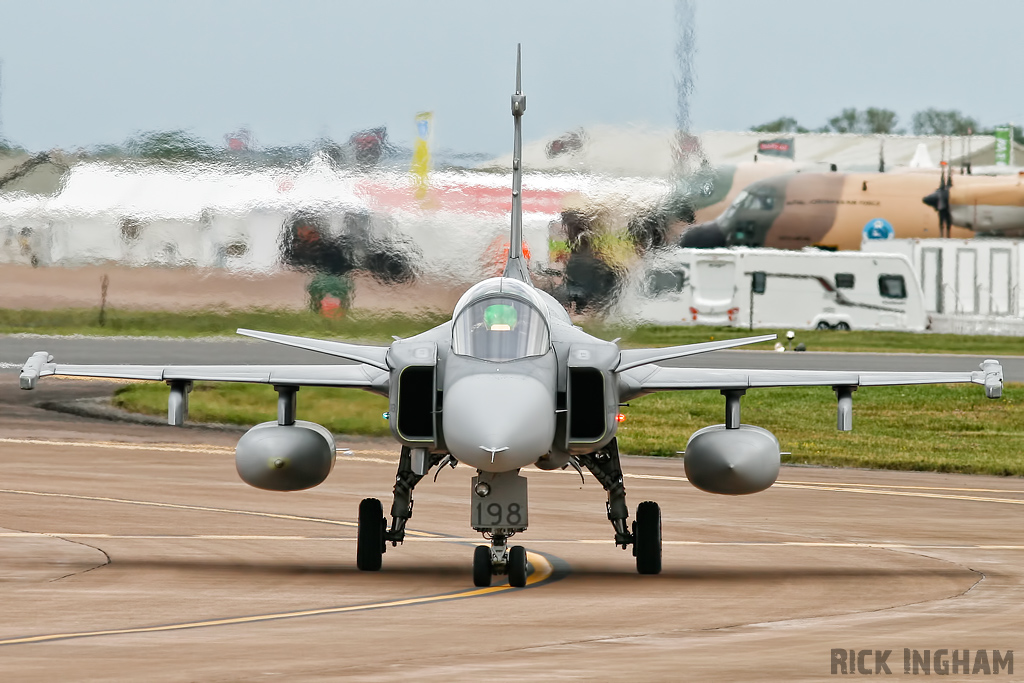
xmin=503 ymin=44 xmax=532 ymax=284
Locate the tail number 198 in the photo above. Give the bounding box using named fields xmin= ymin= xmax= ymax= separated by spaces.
xmin=474 ymin=501 xmax=523 ymax=527
xmin=470 ymin=474 xmax=528 ymax=530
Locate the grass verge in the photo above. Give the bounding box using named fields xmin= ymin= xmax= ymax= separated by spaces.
xmin=114 ymin=382 xmax=393 ymax=437
xmin=0 ymin=308 xmax=448 ymax=344
xmin=114 ymin=381 xmax=1024 ymax=476
xmin=4 ymin=307 xmax=1024 ymax=355
xmin=590 ymin=324 xmax=1024 ymax=356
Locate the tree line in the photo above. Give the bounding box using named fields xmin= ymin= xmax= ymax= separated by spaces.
xmin=0 ymin=129 xmax=395 ymax=167
xmin=751 ymin=108 xmax=1021 ymax=142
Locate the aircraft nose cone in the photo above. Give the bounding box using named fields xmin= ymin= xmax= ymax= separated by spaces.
xmin=680 ymin=221 xmax=727 ymax=248
xmin=923 ymin=190 xmax=940 ymax=209
xmin=442 ymin=373 xmax=555 ymax=472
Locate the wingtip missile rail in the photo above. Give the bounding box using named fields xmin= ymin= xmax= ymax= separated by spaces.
xmin=19 ymin=351 xmax=51 ymax=390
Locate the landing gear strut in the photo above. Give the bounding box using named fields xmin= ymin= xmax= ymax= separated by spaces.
xmin=579 ymin=438 xmax=663 ymax=575
xmin=357 ymin=446 xmax=443 ymax=571
xmin=384 ymin=447 xmax=443 ymax=547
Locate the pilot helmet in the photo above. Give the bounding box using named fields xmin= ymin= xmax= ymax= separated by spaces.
xmin=484 ymin=303 xmax=518 ymax=331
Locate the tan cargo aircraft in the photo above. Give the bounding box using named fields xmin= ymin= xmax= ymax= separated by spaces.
xmin=681 ymin=166 xmax=1024 ymax=250
xmin=688 ymin=161 xmax=814 ymax=224
xmin=941 ymin=173 xmax=1024 ymax=236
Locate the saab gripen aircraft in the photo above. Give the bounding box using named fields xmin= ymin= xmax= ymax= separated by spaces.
xmin=19 ymin=49 xmax=1006 ymax=588
xmin=682 ymin=166 xmax=1024 ymax=250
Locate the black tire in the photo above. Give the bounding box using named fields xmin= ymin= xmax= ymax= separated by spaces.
xmin=835 ymin=321 xmax=851 ymax=331
xmin=473 ymin=545 xmax=492 ymax=587
xmin=815 ymin=321 xmax=832 ymax=331
xmin=356 ymin=498 xmax=385 ymax=571
xmin=508 ymin=545 xmax=528 ymax=588
xmin=634 ymin=501 xmax=662 ymax=575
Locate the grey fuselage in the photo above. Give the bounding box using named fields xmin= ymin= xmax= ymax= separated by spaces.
xmin=384 ymin=276 xmax=622 ymax=472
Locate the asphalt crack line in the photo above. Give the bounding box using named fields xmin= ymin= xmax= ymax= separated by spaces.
xmin=0 ymin=488 xmax=441 ymax=538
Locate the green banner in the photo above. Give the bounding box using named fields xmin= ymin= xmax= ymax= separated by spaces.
xmin=994 ymin=126 xmax=1013 ymax=166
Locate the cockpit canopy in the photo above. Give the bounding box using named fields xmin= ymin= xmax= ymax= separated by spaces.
xmin=452 ymin=296 xmax=550 ymax=361
xmin=451 ymin=280 xmax=551 ymax=362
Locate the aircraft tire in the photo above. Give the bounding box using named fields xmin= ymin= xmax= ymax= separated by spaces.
xmin=815 ymin=321 xmax=833 ymax=330
xmin=473 ymin=545 xmax=492 ymax=587
xmin=634 ymin=501 xmax=662 ymax=575
xmin=508 ymin=545 xmax=528 ymax=588
xmin=835 ymin=322 xmax=851 ymax=331
xmin=356 ymin=498 xmax=385 ymax=571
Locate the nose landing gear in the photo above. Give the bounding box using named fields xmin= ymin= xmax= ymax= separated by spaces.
xmin=472 ymin=535 xmax=529 ymax=588
xmin=471 ymin=470 xmax=530 ymax=587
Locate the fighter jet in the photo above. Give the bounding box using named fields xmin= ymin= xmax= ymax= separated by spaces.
xmin=20 ymin=48 xmax=1005 ymax=588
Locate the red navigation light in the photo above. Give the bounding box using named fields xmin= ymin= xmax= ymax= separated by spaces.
xmin=616 ymin=413 xmax=626 ymax=423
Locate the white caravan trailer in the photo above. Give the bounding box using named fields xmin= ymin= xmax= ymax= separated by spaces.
xmin=862 ymin=237 xmax=1024 ymax=335
xmin=613 ymin=247 xmax=927 ymax=331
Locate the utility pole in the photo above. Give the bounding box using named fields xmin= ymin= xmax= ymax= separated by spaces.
xmin=673 ymin=0 xmax=705 ymax=177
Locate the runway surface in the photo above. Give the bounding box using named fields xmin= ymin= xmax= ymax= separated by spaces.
xmin=1 ymin=377 xmax=1022 ymax=680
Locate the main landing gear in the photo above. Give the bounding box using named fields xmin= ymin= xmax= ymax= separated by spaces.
xmin=356 ymin=497 xmax=385 ymax=571
xmin=356 ymin=446 xmax=445 ymax=573
xmin=578 ymin=438 xmax=663 ymax=575
xmin=357 ymin=440 xmax=662 ymax=582
xmin=633 ymin=500 xmax=662 ymax=575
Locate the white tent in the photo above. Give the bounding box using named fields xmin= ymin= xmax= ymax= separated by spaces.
xmin=481 ymin=126 xmax=1021 ymax=177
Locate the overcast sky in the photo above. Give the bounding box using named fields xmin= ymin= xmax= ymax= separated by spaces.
xmin=2 ymin=0 xmax=1022 ymax=154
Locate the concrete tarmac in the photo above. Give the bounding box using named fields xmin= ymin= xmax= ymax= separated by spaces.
xmin=3 ymin=334 xmax=1021 ymax=377
xmin=1 ymin=380 xmax=1022 ymax=680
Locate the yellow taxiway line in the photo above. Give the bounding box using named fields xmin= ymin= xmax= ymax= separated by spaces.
xmin=0 ymin=551 xmax=553 ymax=647
xmin=2 ymin=436 xmax=1018 ymax=645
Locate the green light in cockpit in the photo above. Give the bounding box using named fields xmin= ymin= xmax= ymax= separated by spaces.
xmin=484 ymin=304 xmax=517 ymax=331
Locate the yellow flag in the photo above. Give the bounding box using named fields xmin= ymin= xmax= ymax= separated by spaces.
xmin=411 ymin=111 xmax=433 ymax=200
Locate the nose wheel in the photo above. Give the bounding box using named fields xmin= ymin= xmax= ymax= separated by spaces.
xmin=508 ymin=545 xmax=528 ymax=587
xmin=473 ymin=546 xmax=492 ymax=587
xmin=473 ymin=536 xmax=529 ymax=588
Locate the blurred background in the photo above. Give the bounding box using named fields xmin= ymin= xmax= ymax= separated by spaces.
xmin=3 ymin=0 xmax=1024 ymax=331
